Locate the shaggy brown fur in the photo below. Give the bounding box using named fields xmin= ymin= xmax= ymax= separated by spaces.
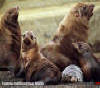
xmin=72 ymin=42 xmax=100 ymax=82
xmin=21 ymin=31 xmax=61 ymax=85
xmin=41 ymin=3 xmax=95 ymax=71
xmin=0 ymin=7 xmax=21 ymax=72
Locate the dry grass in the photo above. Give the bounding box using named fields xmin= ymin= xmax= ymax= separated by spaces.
xmin=0 ymin=2 xmax=100 ymax=46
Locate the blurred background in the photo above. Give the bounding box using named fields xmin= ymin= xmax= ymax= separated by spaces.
xmin=0 ymin=0 xmax=100 ymax=51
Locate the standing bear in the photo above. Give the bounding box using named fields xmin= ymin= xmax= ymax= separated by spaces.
xmin=21 ymin=31 xmax=61 ymax=85
xmin=41 ymin=3 xmax=95 ymax=71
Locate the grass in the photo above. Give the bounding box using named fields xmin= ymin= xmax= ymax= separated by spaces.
xmin=19 ymin=2 xmax=100 ymax=45
xmin=18 ymin=4 xmax=73 ymax=45
xmin=0 ymin=2 xmax=100 ymax=45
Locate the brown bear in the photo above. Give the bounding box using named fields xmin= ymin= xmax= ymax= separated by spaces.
xmin=0 ymin=7 xmax=21 ymax=72
xmin=72 ymin=42 xmax=100 ymax=82
xmin=41 ymin=3 xmax=95 ymax=71
xmin=21 ymin=31 xmax=61 ymax=85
